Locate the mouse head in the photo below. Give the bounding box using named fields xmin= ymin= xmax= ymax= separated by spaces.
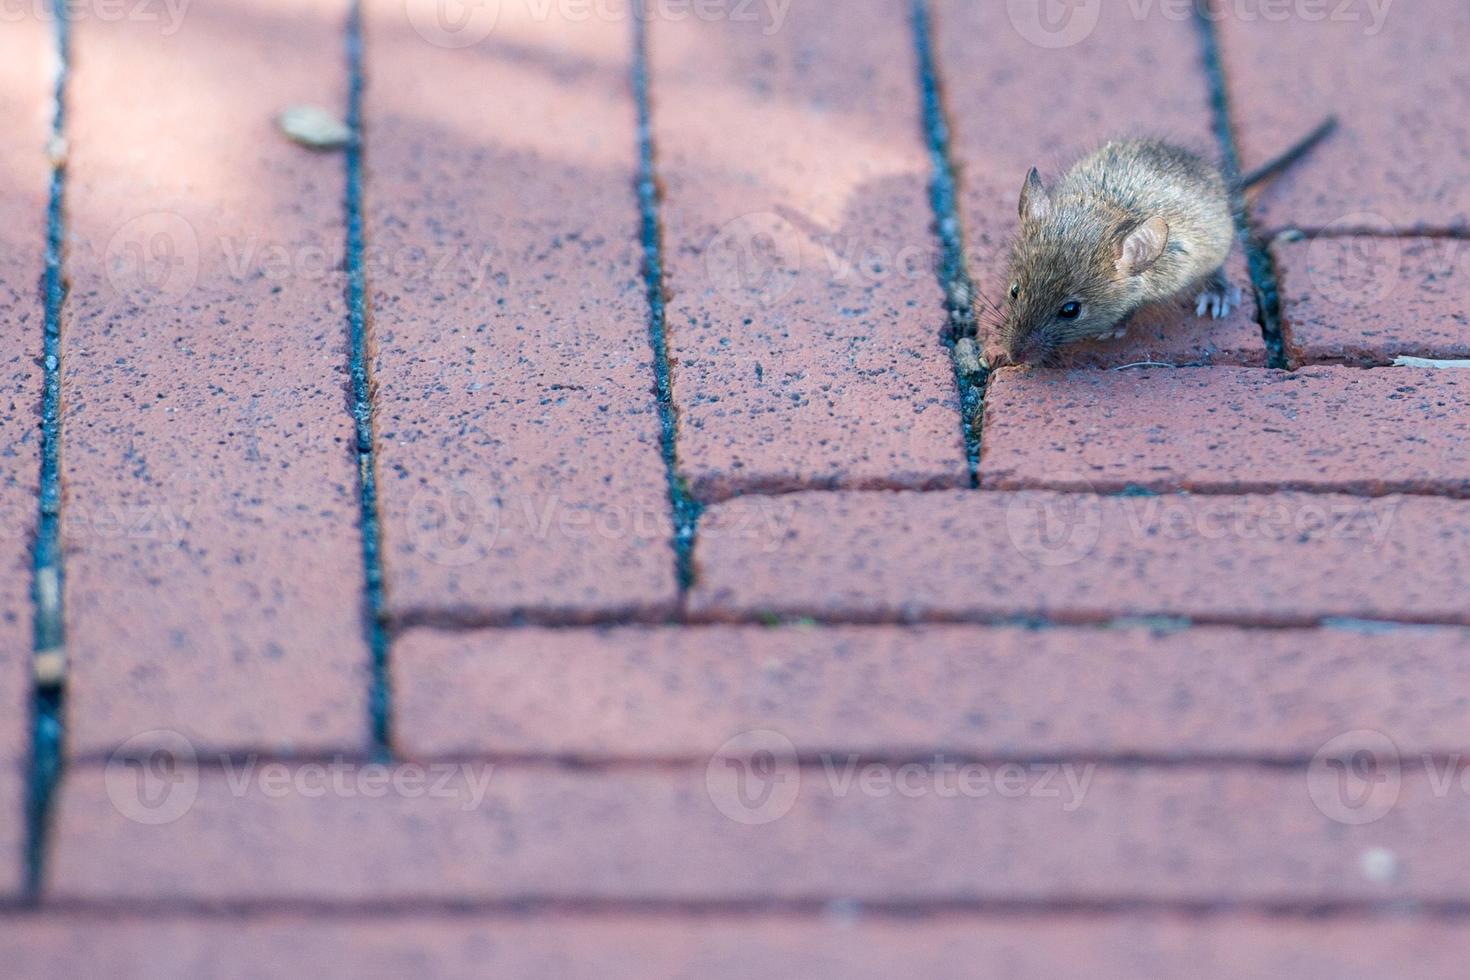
xmin=990 ymin=167 xmax=1170 ymax=366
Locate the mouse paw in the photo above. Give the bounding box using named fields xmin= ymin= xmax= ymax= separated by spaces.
xmin=1099 ymin=326 xmax=1128 ymax=342
xmin=1194 ymin=283 xmax=1237 ymax=320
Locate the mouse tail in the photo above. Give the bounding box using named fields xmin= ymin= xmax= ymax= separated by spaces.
xmin=1238 ymin=115 xmax=1338 ymax=190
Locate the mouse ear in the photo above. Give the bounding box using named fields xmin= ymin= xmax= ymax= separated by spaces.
xmin=1116 ymin=215 xmax=1170 ymax=276
xmin=1019 ymin=167 xmax=1050 ymax=223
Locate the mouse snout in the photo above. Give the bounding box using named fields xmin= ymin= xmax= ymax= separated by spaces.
xmin=982 ymin=342 xmax=1015 ymax=369
xmin=989 ymin=331 xmax=1050 ymax=368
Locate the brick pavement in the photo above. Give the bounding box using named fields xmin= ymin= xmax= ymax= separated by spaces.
xmin=3 ymin=0 xmax=1469 ymax=975
xmin=0 ymin=5 xmax=51 ymax=898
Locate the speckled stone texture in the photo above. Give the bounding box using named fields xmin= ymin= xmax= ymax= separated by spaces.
xmin=47 ymin=763 xmax=1470 ymax=903
xmin=367 ymin=0 xmax=678 ymax=623
xmin=652 ymin=0 xmax=966 ymax=498
xmin=6 ymin=916 xmax=1470 ymax=980
xmin=1218 ymin=1 xmax=1470 ymax=233
xmin=691 ymin=490 xmax=1469 ymax=625
xmin=1277 ymin=236 xmax=1470 ymax=364
xmin=0 ymin=5 xmax=49 ymax=899
xmin=981 ymin=366 xmax=1470 ymax=494
xmin=393 ymin=623 xmax=1470 ymax=759
xmin=934 ymin=0 xmax=1264 ymax=366
xmin=60 ymin=0 xmax=369 ymax=757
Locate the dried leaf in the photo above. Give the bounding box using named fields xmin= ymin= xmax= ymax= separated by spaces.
xmin=278 ymin=105 xmax=351 ymax=151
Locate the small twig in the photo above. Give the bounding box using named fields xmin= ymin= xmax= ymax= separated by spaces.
xmin=1393 ymin=356 xmax=1470 ymax=369
xmin=1111 ymin=360 xmax=1177 ymax=371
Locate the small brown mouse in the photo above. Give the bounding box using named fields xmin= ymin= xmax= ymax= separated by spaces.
xmin=987 ymin=117 xmax=1336 ymax=366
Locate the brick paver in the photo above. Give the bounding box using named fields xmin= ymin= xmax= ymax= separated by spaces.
xmin=367 ymin=0 xmax=678 ymax=623
xmin=1218 ymin=2 xmax=1470 ymax=234
xmin=0 ymin=6 xmax=50 ymax=899
xmin=394 ymin=623 xmax=1470 ymax=759
xmin=49 ymin=763 xmax=1470 ymax=902
xmin=934 ymin=0 xmax=1264 ymax=366
xmin=59 ymin=0 xmax=368 ymax=756
xmin=692 ymin=490 xmax=1467 ymax=626
xmin=1278 ymin=236 xmax=1470 ymax=364
xmin=5 ymin=916 xmax=1470 ymax=979
xmin=981 ymin=366 xmax=1470 ymax=494
xmin=654 ymin=0 xmax=965 ymax=497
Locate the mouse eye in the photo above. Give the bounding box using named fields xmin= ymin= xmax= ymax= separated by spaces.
xmin=1008 ymin=282 xmax=1019 ymax=301
xmin=1058 ymin=301 xmax=1082 ymax=320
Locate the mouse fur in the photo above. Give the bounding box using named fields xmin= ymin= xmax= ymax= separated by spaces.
xmin=991 ymin=138 xmax=1238 ymax=366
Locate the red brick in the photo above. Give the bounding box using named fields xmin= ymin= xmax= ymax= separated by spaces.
xmin=690 ymin=490 xmax=1469 ymax=625
xmin=981 ymin=366 xmax=1470 ymax=494
xmin=394 ymin=623 xmax=1470 ymax=759
xmin=934 ymin=0 xmax=1263 ymax=367
xmin=1218 ymin=2 xmax=1470 ymax=234
xmin=48 ymin=763 xmax=1470 ymax=902
xmin=0 ymin=5 xmax=50 ymax=899
xmin=60 ymin=0 xmax=368 ymax=756
xmin=1277 ymin=236 xmax=1470 ymax=364
xmin=652 ymin=0 xmax=966 ymax=498
xmin=4 ymin=915 xmax=1470 ymax=980
xmin=367 ymin=0 xmax=677 ymax=622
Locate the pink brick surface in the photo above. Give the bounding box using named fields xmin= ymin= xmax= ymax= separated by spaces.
xmin=1277 ymin=237 xmax=1470 ymax=364
xmin=981 ymin=366 xmax=1470 ymax=494
xmin=1219 ymin=2 xmax=1470 ymax=233
xmin=60 ymin=0 xmax=368 ymax=756
xmin=394 ymin=624 xmax=1470 ymax=759
xmin=652 ymin=0 xmax=965 ymax=498
xmin=5 ymin=915 xmax=1470 ymax=980
xmin=368 ymin=0 xmax=677 ymax=623
xmin=934 ymin=0 xmax=1263 ymax=367
xmin=0 ymin=5 xmax=49 ymax=899
xmin=49 ymin=764 xmax=1470 ymax=902
xmin=691 ymin=491 xmax=1469 ymax=626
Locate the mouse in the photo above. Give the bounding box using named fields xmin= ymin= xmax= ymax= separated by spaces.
xmin=985 ymin=117 xmax=1337 ymax=367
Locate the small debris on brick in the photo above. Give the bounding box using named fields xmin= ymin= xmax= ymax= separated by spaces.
xmin=277 ymin=105 xmax=351 ymax=150
xmin=1360 ymin=847 xmax=1400 ymax=884
xmin=34 ymin=649 xmax=66 ymax=687
xmin=46 ymin=134 xmax=68 ymax=167
xmin=954 ymin=336 xmax=982 ymax=375
xmin=1393 ymin=356 xmax=1470 ymax=369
